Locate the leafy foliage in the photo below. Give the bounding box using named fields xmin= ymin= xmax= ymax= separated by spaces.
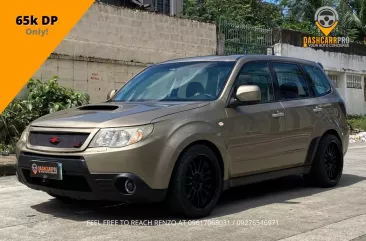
xmin=0 ymin=77 xmax=89 ymax=152
xmin=335 ymin=0 xmax=366 ymax=42
xmin=183 ymin=0 xmax=282 ymax=28
xmin=184 ymin=0 xmax=366 ymax=42
xmin=279 ymin=0 xmax=366 ymax=41
xmin=347 ymin=115 xmax=366 ymax=131
xmin=26 ymin=77 xmax=89 ymax=115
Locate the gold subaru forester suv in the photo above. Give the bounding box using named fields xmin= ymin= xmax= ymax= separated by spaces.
xmin=16 ymin=55 xmax=349 ymax=218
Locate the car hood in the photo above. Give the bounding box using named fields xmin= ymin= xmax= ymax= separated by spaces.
xmin=31 ymin=102 xmax=210 ymax=129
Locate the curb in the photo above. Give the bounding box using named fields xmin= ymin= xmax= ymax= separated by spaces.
xmin=0 ymin=155 xmax=16 ymax=176
xmin=0 ymin=163 xmax=16 ymax=176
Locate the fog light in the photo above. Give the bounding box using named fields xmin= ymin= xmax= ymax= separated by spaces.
xmin=125 ymin=179 xmax=136 ymax=194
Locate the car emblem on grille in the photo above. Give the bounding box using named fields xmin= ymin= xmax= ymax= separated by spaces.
xmin=49 ymin=137 xmax=61 ymax=145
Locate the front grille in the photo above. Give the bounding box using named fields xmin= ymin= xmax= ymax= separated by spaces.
xmin=22 ymin=169 xmax=91 ymax=192
xmin=29 ymin=132 xmax=89 ymax=149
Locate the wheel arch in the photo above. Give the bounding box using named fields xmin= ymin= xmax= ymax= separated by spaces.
xmin=174 ymin=140 xmax=225 ymax=179
xmin=304 ymin=129 xmax=343 ymax=166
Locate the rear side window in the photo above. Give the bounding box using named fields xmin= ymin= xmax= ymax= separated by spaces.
xmin=235 ymin=62 xmax=274 ymax=103
xmin=302 ymin=65 xmax=331 ymax=96
xmin=272 ymin=63 xmax=310 ymax=100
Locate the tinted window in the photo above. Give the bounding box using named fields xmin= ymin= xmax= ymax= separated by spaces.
xmin=235 ymin=62 xmax=274 ymax=103
xmin=112 ymin=61 xmax=234 ymax=102
xmin=303 ymin=65 xmax=331 ymax=96
xmin=273 ymin=63 xmax=310 ymax=100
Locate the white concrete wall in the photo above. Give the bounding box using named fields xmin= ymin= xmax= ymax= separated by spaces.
xmin=274 ymin=43 xmax=366 ymax=115
xmin=24 ymin=2 xmax=217 ymax=103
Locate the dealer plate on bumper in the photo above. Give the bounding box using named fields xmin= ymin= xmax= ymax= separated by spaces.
xmin=30 ymin=160 xmax=63 ymax=180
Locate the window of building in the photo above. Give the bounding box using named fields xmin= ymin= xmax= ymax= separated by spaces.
xmin=347 ymin=75 xmax=362 ymax=89
xmin=272 ymin=63 xmax=310 ymax=100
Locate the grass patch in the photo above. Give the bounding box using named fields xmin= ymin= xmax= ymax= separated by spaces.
xmin=347 ymin=115 xmax=366 ymax=132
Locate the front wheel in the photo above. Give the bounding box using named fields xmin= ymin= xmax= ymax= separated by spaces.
xmin=166 ymin=145 xmax=223 ymax=218
xmin=304 ymin=134 xmax=343 ymax=187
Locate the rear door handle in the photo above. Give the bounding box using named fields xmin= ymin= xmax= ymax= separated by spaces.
xmin=272 ymin=111 xmax=284 ymax=118
xmin=313 ymin=106 xmax=323 ymax=112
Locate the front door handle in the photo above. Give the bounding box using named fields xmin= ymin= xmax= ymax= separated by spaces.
xmin=313 ymin=106 xmax=323 ymax=112
xmin=272 ymin=111 xmax=284 ymax=118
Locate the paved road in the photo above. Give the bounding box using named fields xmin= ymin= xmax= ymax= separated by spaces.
xmin=1 ymin=144 xmax=366 ymax=241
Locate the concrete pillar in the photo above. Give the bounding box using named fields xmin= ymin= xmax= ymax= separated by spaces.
xmin=217 ymin=33 xmax=225 ymax=55
xmin=363 ymin=75 xmax=366 ymax=114
xmin=339 ymin=73 xmax=347 ymax=97
xmin=339 ymin=72 xmax=349 ymax=111
xmin=170 ymin=0 xmax=183 ymax=16
xmin=273 ymin=43 xmax=282 ymax=56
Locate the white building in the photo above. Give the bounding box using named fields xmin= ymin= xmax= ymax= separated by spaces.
xmin=274 ymin=43 xmax=366 ymax=115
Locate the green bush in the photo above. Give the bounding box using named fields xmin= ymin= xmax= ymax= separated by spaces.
xmin=0 ymin=77 xmax=89 ymax=153
xmin=347 ymin=115 xmax=366 ymax=132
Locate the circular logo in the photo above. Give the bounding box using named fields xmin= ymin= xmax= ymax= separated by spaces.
xmin=315 ymin=6 xmax=339 ymax=28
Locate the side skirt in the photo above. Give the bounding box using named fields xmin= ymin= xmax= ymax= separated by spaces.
xmin=224 ymin=166 xmax=311 ymax=190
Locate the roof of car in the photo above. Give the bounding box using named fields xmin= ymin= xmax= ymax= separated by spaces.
xmin=161 ymin=55 xmax=319 ymax=67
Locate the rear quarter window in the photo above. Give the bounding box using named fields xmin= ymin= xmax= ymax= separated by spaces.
xmin=302 ymin=65 xmax=331 ymax=97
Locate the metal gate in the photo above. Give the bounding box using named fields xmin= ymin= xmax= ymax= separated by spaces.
xmin=218 ymin=19 xmax=273 ymax=55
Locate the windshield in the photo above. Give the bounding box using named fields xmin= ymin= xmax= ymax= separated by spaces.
xmin=112 ymin=61 xmax=235 ymax=102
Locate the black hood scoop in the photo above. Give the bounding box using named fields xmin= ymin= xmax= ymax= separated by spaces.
xmin=77 ymin=105 xmax=120 ymax=111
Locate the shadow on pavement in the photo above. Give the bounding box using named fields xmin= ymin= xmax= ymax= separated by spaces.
xmin=30 ymin=173 xmax=366 ymax=225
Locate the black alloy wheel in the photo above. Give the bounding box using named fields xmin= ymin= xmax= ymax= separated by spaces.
xmin=304 ymin=134 xmax=343 ymax=188
xmin=324 ymin=142 xmax=342 ymax=181
xmin=166 ymin=144 xmax=223 ymax=218
xmin=185 ymin=155 xmax=218 ymax=209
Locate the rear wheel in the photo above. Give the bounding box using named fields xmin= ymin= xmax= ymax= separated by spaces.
xmin=304 ymin=134 xmax=343 ymax=187
xmin=166 ymin=145 xmax=223 ymax=218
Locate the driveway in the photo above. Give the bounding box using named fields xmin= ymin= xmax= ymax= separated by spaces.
xmin=0 ymin=144 xmax=365 ymax=241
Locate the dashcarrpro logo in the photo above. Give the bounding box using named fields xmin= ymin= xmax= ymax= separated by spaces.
xmin=303 ymin=6 xmax=349 ymax=48
xmin=315 ymin=6 xmax=338 ymax=36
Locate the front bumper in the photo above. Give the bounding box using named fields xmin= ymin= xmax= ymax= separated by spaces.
xmin=16 ymin=152 xmax=166 ymax=203
xmin=16 ymin=134 xmax=176 ymax=189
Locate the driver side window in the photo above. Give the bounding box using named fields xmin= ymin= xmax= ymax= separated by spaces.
xmin=234 ymin=62 xmax=274 ymax=103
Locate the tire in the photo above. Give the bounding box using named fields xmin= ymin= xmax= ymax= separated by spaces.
xmin=166 ymin=144 xmax=223 ymax=219
xmin=304 ymin=134 xmax=343 ymax=187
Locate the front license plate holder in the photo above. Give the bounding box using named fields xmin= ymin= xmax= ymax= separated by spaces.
xmin=30 ymin=160 xmax=63 ymax=180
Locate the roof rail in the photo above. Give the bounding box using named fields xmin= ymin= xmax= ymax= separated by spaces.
xmin=317 ymin=62 xmax=324 ymax=69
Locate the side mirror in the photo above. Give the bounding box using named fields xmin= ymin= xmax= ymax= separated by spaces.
xmin=107 ymin=89 xmax=117 ymax=100
xmin=227 ymin=85 xmax=261 ymax=107
xmin=236 ymin=85 xmax=261 ymax=102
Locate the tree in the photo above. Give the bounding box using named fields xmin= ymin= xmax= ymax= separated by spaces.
xmin=183 ymin=0 xmax=282 ymax=28
xmin=279 ymin=0 xmax=366 ymax=41
xmin=335 ymin=0 xmax=366 ymax=42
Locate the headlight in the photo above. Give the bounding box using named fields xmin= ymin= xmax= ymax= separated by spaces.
xmin=19 ymin=126 xmax=30 ymax=143
xmin=89 ymin=125 xmax=153 ymax=148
